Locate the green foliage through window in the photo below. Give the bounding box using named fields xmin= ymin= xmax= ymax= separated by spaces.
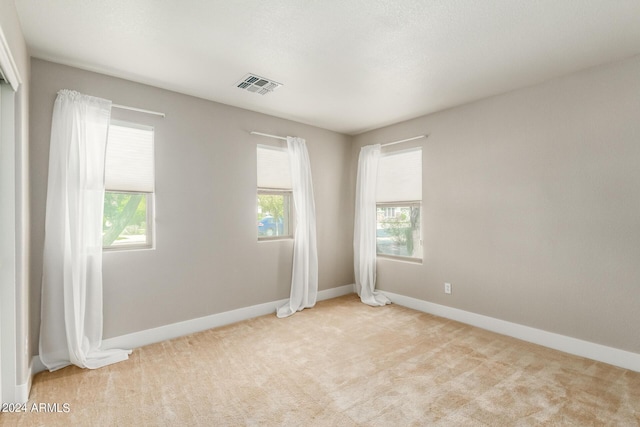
xmin=257 ymin=192 xmax=291 ymax=238
xmin=103 ymin=192 xmax=149 ymax=247
xmin=376 ymin=205 xmax=421 ymax=259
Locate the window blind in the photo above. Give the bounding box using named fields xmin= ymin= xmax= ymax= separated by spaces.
xmin=376 ymin=147 xmax=422 ymax=202
xmin=257 ymin=144 xmax=291 ymax=189
xmin=105 ymin=121 xmax=155 ymax=192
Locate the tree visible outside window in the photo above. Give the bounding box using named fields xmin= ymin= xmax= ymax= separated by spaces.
xmin=103 ymin=192 xmax=149 ymax=247
xmin=376 ymin=203 xmax=421 ymax=258
xmin=257 ymin=192 xmax=291 ymax=237
xmin=103 ymin=121 xmax=155 ymax=250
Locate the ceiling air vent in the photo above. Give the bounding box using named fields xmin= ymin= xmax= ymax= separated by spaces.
xmin=236 ymin=73 xmax=282 ymax=95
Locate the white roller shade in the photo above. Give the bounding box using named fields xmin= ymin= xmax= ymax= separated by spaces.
xmin=376 ymin=147 xmax=422 ymax=202
xmin=105 ymin=121 xmax=155 ymax=192
xmin=257 ymin=144 xmax=291 ymax=189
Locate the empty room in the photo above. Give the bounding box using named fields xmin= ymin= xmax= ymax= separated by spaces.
xmin=1 ymin=0 xmax=639 ymax=425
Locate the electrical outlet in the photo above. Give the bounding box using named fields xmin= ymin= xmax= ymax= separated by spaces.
xmin=444 ymin=282 xmax=452 ymax=294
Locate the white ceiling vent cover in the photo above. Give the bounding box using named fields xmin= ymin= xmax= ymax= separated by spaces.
xmin=236 ymin=73 xmax=282 ymax=95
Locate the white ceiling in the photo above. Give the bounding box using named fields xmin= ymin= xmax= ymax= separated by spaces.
xmin=14 ymin=0 xmax=640 ymax=135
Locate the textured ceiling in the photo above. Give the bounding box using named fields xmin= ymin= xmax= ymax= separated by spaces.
xmin=14 ymin=0 xmax=640 ymax=135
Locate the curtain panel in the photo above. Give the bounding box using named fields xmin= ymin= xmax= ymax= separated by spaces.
xmin=354 ymin=144 xmax=391 ymax=306
xmin=276 ymin=137 xmax=319 ymax=318
xmin=40 ymin=89 xmax=131 ymax=370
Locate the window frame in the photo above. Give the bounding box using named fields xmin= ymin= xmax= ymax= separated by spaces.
xmin=102 ymin=120 xmax=156 ymax=251
xmin=256 ymin=143 xmax=294 ymax=242
xmin=375 ymin=146 xmax=423 ymax=262
xmin=257 ymin=188 xmax=294 ymax=241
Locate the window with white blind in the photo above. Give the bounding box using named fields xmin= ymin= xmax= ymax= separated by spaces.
xmin=376 ymin=147 xmax=422 ymax=260
xmin=103 ymin=120 xmax=155 ymax=250
xmin=256 ymin=144 xmax=293 ymax=240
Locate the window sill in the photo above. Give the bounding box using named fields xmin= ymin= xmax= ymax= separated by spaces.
xmin=376 ymin=254 xmax=422 ymax=264
xmin=103 ymin=245 xmax=155 ymax=252
xmin=258 ymin=236 xmax=293 ymax=242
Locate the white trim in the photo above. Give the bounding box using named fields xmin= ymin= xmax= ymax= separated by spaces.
xmin=382 ymin=291 xmax=640 ymax=373
xmin=0 ymin=85 xmax=17 ymax=403
xmin=31 ymin=284 xmax=639 ymax=378
xmin=32 ymin=284 xmax=355 ymax=375
xmin=31 ymin=356 xmax=46 ymax=377
xmin=316 ymin=283 xmax=355 ymax=300
xmin=15 ymin=373 xmax=30 ymax=403
xmin=0 ymin=26 xmax=21 ymax=91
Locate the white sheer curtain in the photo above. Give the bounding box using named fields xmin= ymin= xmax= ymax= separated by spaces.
xmin=354 ymin=144 xmax=391 ymax=306
xmin=40 ymin=90 xmax=132 ymax=371
xmin=277 ymin=137 xmax=319 ymax=318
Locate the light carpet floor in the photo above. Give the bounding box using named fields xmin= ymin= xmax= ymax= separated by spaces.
xmin=2 ymin=294 xmax=639 ymax=426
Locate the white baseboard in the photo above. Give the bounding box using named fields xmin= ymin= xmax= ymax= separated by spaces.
xmin=32 ymin=284 xmax=355 ymax=375
xmin=33 ymin=283 xmax=638 ymax=376
xmin=4 ymin=361 xmax=34 ymax=403
xmin=317 ymin=283 xmax=356 ymax=300
xmin=1 ymin=382 xmax=30 ymax=404
xmin=382 ymin=291 xmax=640 ymax=373
xmin=16 ymin=362 xmax=33 ymax=403
xmin=31 ymin=355 xmax=46 ymax=377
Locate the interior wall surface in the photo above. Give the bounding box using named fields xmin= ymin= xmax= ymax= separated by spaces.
xmin=352 ymin=55 xmax=640 ymax=353
xmin=29 ymin=58 xmax=354 ymax=354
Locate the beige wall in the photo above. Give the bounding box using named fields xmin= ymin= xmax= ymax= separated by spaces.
xmin=26 ymin=53 xmax=640 ymax=360
xmin=353 ymin=55 xmax=640 ymax=353
xmin=29 ymin=59 xmax=354 ymax=351
xmin=0 ymin=0 xmax=30 ymax=390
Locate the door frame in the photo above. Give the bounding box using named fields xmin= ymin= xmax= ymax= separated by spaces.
xmin=0 ymin=22 xmax=22 ymax=404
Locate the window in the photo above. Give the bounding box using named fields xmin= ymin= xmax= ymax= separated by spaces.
xmin=103 ymin=121 xmax=155 ymax=250
xmin=376 ymin=147 xmax=422 ymax=260
xmin=257 ymin=191 xmax=292 ymax=237
xmin=256 ymin=144 xmax=293 ymax=239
